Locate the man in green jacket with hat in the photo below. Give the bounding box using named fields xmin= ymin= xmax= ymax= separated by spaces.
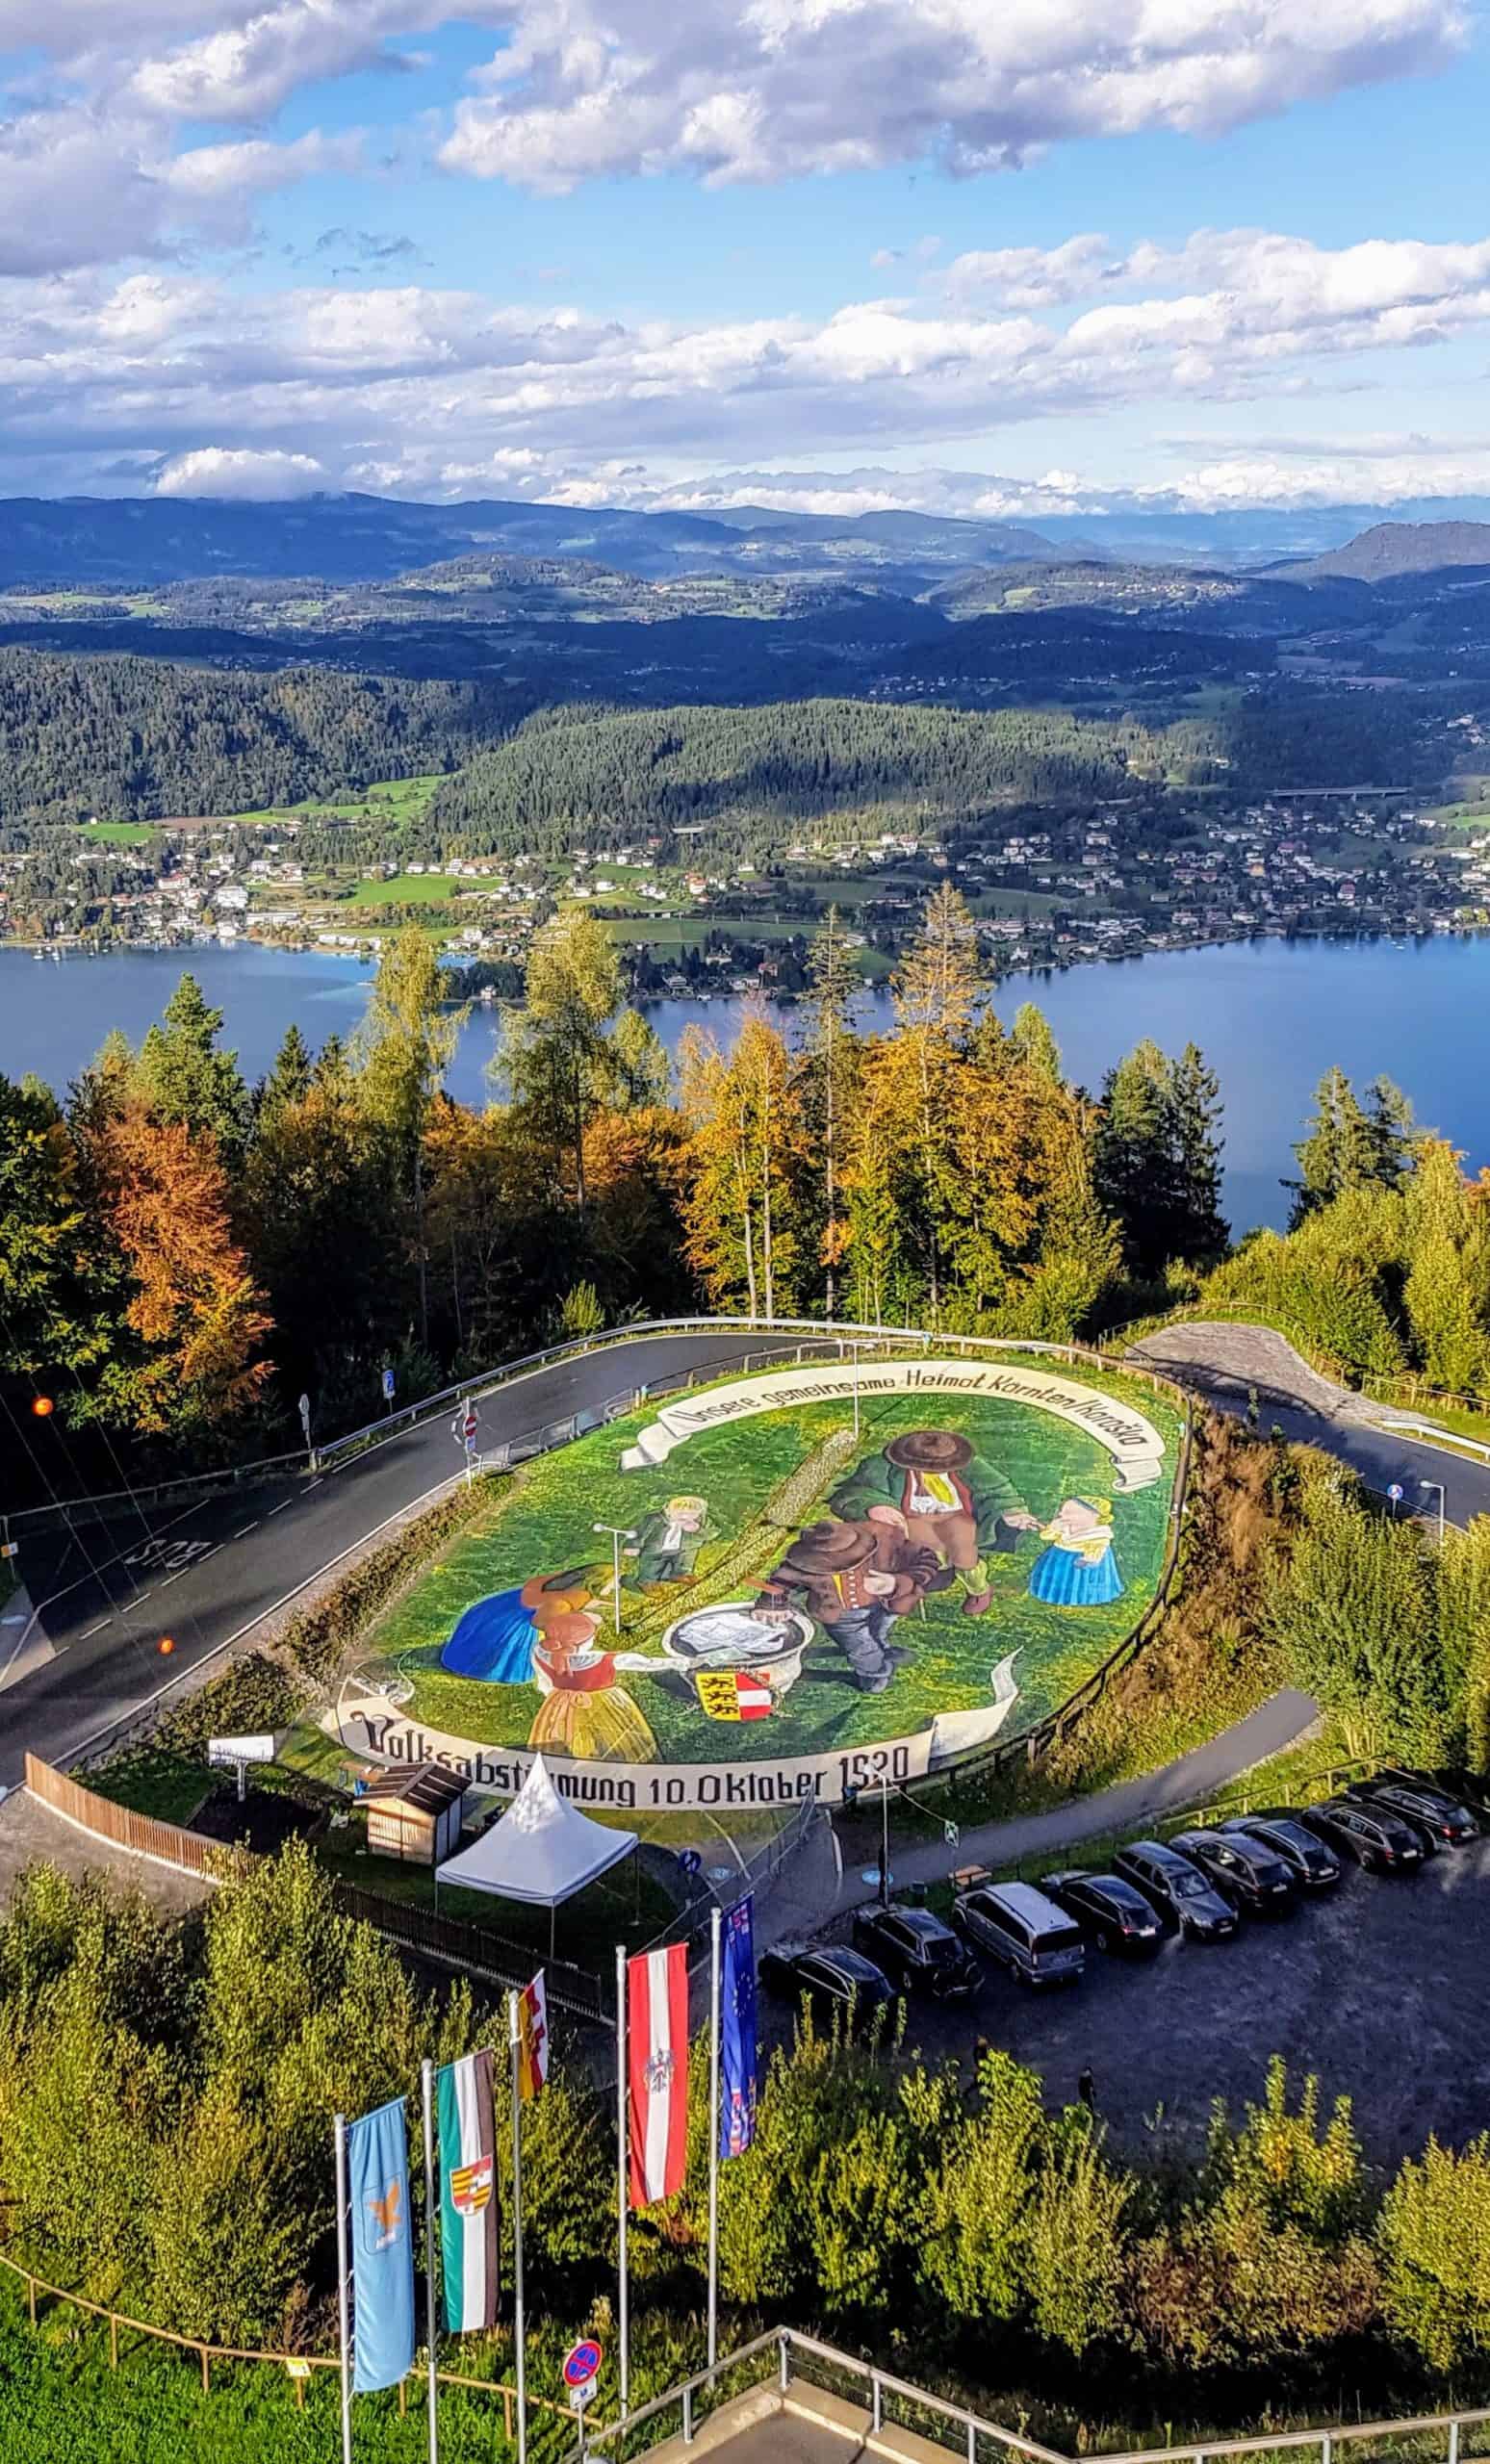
xmin=830 ymin=1428 xmax=1039 ymax=1615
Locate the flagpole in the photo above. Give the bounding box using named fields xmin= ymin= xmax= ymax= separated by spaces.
xmin=615 ymin=1942 xmax=630 ymax=2420
xmin=508 ymin=1994 xmax=528 ymax=2464
xmin=334 ymin=2113 xmax=353 ymax=2464
xmin=707 ymin=1903 xmax=722 ymax=2373
xmin=421 ymin=2060 xmax=439 ymax=2464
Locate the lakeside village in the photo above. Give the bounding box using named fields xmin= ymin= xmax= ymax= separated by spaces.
xmin=7 ymin=787 xmax=1490 ymax=991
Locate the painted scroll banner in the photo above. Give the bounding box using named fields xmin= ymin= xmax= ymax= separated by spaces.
xmin=620 ymin=1359 xmax=1168 ymax=1493
xmin=328 ymin=1691 xmax=1011 ymax=1810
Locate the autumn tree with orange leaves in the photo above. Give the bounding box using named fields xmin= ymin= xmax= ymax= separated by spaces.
xmin=86 ymin=1109 xmax=271 ymax=1438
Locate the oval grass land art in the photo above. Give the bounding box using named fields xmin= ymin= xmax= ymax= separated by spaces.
xmin=342 ymin=1356 xmax=1183 ymax=1812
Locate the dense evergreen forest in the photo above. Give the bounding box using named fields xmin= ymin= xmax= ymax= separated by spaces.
xmin=0 ymin=651 xmax=508 ymax=823
xmin=426 ymin=697 xmax=1228 ymax=855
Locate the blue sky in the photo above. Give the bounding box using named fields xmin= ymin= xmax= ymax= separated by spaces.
xmin=2 ymin=0 xmax=1489 ymax=516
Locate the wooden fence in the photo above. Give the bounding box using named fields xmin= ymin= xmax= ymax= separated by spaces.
xmin=23 ymin=1754 xmax=252 ymax=1884
xmin=21 ymin=1754 xmax=608 ymax=2023
xmin=0 ymin=2246 xmax=563 ymax=2432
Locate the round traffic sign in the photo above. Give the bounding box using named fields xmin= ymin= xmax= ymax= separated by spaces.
xmin=562 ymin=2339 xmax=603 ymax=2390
xmin=1387 ymin=1483 xmax=1404 ymax=1502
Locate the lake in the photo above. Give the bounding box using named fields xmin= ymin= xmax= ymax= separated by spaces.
xmin=3 ymin=934 xmax=1488 ymax=1234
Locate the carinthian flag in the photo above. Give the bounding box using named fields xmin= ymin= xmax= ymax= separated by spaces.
xmin=696 ymin=1670 xmax=774 ymax=1723
xmin=515 ymin=1972 xmax=549 ymax=2102
xmin=437 ymin=2051 xmax=499 ymax=2333
xmin=628 ymin=1943 xmax=688 ymax=2208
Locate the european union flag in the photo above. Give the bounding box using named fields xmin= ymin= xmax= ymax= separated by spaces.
xmin=719 ymin=1894 xmax=758 ymax=2161
xmin=347 ymin=2095 xmax=416 ymax=2392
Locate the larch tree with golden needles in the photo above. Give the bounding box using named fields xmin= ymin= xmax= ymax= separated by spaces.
xmin=679 ymin=1011 xmax=799 ymax=1320
xmin=886 ymin=884 xmax=989 ymax=1322
xmin=88 ymin=1110 xmax=271 ymax=1438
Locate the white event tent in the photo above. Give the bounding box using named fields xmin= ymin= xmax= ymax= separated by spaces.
xmin=434 ymin=1754 xmax=637 ymax=1930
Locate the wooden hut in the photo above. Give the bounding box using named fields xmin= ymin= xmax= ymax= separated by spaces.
xmin=360 ymin=1762 xmax=467 ymax=1865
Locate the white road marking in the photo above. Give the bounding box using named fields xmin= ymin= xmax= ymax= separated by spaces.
xmin=81 ymin=1616 xmax=112 ymax=1640
xmin=158 ymin=1570 xmax=183 ymax=1587
xmin=305 ymin=1477 xmax=322 ymax=1492
xmin=233 ymin=1522 xmax=259 ymax=1539
xmin=63 ymin=1472 xmax=462 ymax=1766
xmin=266 ymin=1500 xmax=291 ymax=1518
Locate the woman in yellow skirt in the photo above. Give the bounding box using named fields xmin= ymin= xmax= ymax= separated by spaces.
xmin=527 ymin=1610 xmax=659 ymax=1763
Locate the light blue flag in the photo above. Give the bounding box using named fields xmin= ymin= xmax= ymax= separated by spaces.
xmin=347 ymin=2095 xmax=416 ymax=2393
xmin=719 ymin=1894 xmax=758 ymax=2161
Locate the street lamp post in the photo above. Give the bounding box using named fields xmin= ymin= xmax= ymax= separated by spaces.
xmin=593 ymin=1523 xmax=638 ymax=1632
xmin=1420 ymin=1480 xmax=1447 ymax=1545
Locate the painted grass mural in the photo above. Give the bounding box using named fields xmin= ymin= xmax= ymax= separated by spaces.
xmin=342 ymin=1357 xmax=1182 ymax=1810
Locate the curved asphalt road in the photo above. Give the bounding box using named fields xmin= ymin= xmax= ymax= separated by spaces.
xmin=5 ymin=1321 xmax=1486 ymax=1790
xmin=1128 ymin=1322 xmax=1490 ymax=1529
xmin=0 ymin=1331 xmax=816 ymax=1787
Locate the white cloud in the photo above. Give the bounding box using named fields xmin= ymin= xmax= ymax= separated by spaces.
xmin=154 ymin=445 xmax=330 ymax=497
xmin=10 ymin=221 xmax=1490 ymax=512
xmin=441 ymin=0 xmax=1465 ymax=192
xmin=0 ymin=104 xmax=360 ymax=273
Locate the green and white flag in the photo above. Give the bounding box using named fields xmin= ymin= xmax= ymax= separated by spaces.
xmin=437 ymin=2049 xmax=499 ymax=2333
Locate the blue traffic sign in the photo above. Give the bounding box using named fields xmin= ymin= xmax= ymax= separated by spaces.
xmin=382 ymin=1368 xmax=396 ymax=1401
xmin=562 ymin=2339 xmax=603 ymax=2389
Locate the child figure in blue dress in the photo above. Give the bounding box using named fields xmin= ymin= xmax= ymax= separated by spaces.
xmin=1027 ymin=1497 xmax=1123 ymax=1608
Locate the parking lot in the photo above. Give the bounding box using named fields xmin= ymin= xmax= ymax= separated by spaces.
xmin=770 ymin=1836 xmax=1490 ymax=2164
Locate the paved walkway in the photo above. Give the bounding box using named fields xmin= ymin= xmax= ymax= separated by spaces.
xmin=0 ymin=1788 xmax=214 ymax=1920
xmin=833 ymin=1687 xmax=1323 ymax=1913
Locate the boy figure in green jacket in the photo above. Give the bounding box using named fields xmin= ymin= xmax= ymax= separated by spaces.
xmin=625 ymin=1495 xmax=712 ymax=1588
xmin=830 ymin=1428 xmax=1039 ymax=1615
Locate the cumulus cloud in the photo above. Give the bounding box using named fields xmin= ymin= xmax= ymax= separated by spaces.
xmin=9 ymin=221 xmax=1490 ymax=511
xmin=154 ymin=445 xmax=331 ymax=497
xmin=441 ymin=0 xmax=1466 ymax=192
xmin=0 ymin=106 xmax=361 ymax=274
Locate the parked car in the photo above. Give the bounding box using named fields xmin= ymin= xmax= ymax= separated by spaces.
xmin=758 ymin=1943 xmax=899 ymax=2029
xmin=952 ymin=1881 xmax=1086 ymax=1988
xmin=1219 ymin=1813 xmax=1342 ymax=1889
xmin=851 ymin=1904 xmax=979 ymax=1999
xmin=1429 ymin=1766 xmax=1490 ymax=1820
xmin=1169 ymin=1827 xmax=1297 ymax=1915
xmin=1112 ymin=1839 xmax=1239 ymax=1941
xmin=1297 ymin=1799 xmax=1426 ymax=1873
xmin=1347 ymin=1772 xmax=1479 ymax=1848
xmin=1042 ymin=1869 xmax=1164 ymax=1957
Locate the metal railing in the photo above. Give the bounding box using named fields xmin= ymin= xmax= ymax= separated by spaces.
xmin=567 ymin=2326 xmax=1490 ymax=2464
xmin=12 ymin=1316 xmax=1187 ymax=1536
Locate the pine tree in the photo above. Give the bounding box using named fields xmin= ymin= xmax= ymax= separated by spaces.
xmin=255 ymin=1024 xmax=313 ymax=1124
xmin=1171 ymin=1041 xmax=1230 ymax=1259
xmin=135 ymin=974 xmax=249 ymax=1157
xmin=354 ymin=926 xmax=465 ymax=1343
xmin=1093 ymin=1039 xmax=1228 ymax=1276
xmin=798 ymin=908 xmax=863 ymax=1319
xmin=1288 ymin=1066 xmax=1407 ymax=1226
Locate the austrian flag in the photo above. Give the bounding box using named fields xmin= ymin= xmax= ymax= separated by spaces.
xmin=628 ymin=1943 xmax=689 ymax=2208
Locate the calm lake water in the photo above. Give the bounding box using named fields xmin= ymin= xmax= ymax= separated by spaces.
xmin=4 ymin=935 xmax=1489 ymax=1234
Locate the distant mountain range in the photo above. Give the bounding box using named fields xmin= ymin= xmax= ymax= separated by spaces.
xmin=11 ymin=488 xmax=1490 ymax=593
xmin=1266 ymin=520 xmax=1490 ymax=583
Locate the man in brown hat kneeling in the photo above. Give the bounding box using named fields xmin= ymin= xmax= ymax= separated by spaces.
xmin=831 ymin=1428 xmax=1039 ymax=1616
xmin=752 ymin=1519 xmax=949 ymax=1692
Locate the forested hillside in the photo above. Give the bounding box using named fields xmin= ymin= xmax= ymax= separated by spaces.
xmin=427 ymin=697 xmax=1227 ymax=855
xmin=0 ymin=651 xmax=504 ymax=822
